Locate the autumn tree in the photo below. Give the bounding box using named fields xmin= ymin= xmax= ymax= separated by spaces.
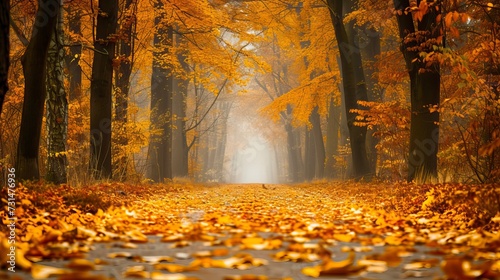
xmin=148 ymin=0 xmax=173 ymax=182
xmin=296 ymin=2 xmax=326 ymax=180
xmin=325 ymin=95 xmax=341 ymax=178
xmin=470 ymin=1 xmax=500 ymax=182
xmin=65 ymin=0 xmax=84 ymax=101
xmin=114 ymin=0 xmax=138 ymax=180
xmin=393 ymin=0 xmax=441 ymax=183
xmin=172 ymin=32 xmax=189 ymax=177
xmin=257 ymin=36 xmax=305 ymax=182
xmin=352 ymin=7 xmax=382 ymax=173
xmin=16 ymin=0 xmax=60 ymax=181
xmin=199 ymin=101 xmax=232 ymax=182
xmin=64 ymin=0 xmax=93 ymax=183
xmin=437 ymin=1 xmax=500 ymax=182
xmin=258 ymin=1 xmax=338 ymax=182
xmin=0 ymin=0 xmax=9 ymax=114
xmin=46 ymin=4 xmax=68 ymax=184
xmin=326 ymin=0 xmax=372 ymax=180
xmin=89 ymin=0 xmax=118 ymax=179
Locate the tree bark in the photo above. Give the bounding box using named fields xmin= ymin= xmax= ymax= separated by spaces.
xmin=114 ymin=0 xmax=136 ymax=180
xmin=65 ymin=4 xmax=82 ymax=100
xmin=17 ymin=0 xmax=60 ymax=181
xmin=89 ymin=0 xmax=118 ymax=179
xmin=310 ymin=106 xmax=325 ymax=178
xmin=361 ymin=27 xmax=382 ymax=174
xmin=285 ymin=126 xmax=303 ymax=182
xmin=0 ymin=0 xmax=9 ymax=114
xmin=285 ymin=123 xmax=302 ymax=182
xmin=393 ymin=0 xmax=440 ymax=183
xmin=213 ymin=103 xmax=230 ymax=181
xmin=326 ymin=0 xmax=371 ymax=180
xmin=325 ymin=98 xmax=340 ymax=178
xmin=148 ymin=0 xmax=173 ymax=182
xmin=304 ymin=127 xmax=315 ymax=181
xmin=205 ymin=114 xmax=219 ymax=181
xmin=172 ymin=32 xmax=189 ymax=178
xmin=46 ymin=8 xmax=68 ymax=184
xmin=171 ymin=77 xmax=189 ymax=177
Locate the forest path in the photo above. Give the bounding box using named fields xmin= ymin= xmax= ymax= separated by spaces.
xmin=2 ymin=183 xmax=499 ymax=279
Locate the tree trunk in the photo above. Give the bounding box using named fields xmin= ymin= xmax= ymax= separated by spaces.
xmin=172 ymin=32 xmax=189 ymax=178
xmin=361 ymin=27 xmax=382 ymax=175
xmin=339 ymin=84 xmax=352 ymax=178
xmin=89 ymin=0 xmax=118 ymax=179
xmin=0 ymin=0 xmax=9 ymax=114
xmin=172 ymin=82 xmax=188 ymax=177
xmin=214 ymin=104 xmax=230 ymax=181
xmin=285 ymin=123 xmax=302 ymax=182
xmin=46 ymin=8 xmax=68 ymax=184
xmin=285 ymin=128 xmax=296 ymax=182
xmin=17 ymin=0 xmax=60 ymax=181
xmin=200 ymin=133 xmax=210 ymax=181
xmin=325 ymin=98 xmax=340 ymax=178
xmin=114 ymin=0 xmax=136 ymax=180
xmin=206 ymin=116 xmax=219 ymax=181
xmin=393 ymin=0 xmax=440 ymax=183
xmin=304 ymin=127 xmax=315 ymax=181
xmin=326 ymin=0 xmax=371 ymax=180
xmin=172 ymin=77 xmax=189 ymax=177
xmin=310 ymin=106 xmax=325 ymax=178
xmin=148 ymin=1 xmax=173 ymax=182
xmin=65 ymin=5 xmax=82 ymax=100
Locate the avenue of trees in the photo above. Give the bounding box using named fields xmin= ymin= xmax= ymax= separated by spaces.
xmin=0 ymin=0 xmax=498 ymax=185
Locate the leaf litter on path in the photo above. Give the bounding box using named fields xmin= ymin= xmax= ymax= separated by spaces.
xmin=0 ymin=182 xmax=499 ymax=279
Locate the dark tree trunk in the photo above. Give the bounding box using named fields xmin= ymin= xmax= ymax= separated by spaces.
xmin=325 ymin=98 xmax=340 ymax=178
xmin=310 ymin=106 xmax=325 ymax=178
xmin=172 ymin=33 xmax=189 ymax=178
xmin=284 ymin=124 xmax=295 ymax=182
xmin=148 ymin=0 xmax=173 ymax=182
xmin=90 ymin=0 xmax=118 ymax=179
xmin=114 ymin=0 xmax=135 ymax=180
xmin=46 ymin=9 xmax=68 ymax=184
xmin=361 ymin=27 xmax=382 ymax=174
xmin=339 ymin=84 xmax=352 ymax=177
xmin=326 ymin=0 xmax=371 ymax=180
xmin=393 ymin=0 xmax=440 ymax=183
xmin=172 ymin=77 xmax=189 ymax=177
xmin=200 ymin=133 xmax=210 ymax=181
xmin=17 ymin=0 xmax=60 ymax=181
xmin=304 ymin=127 xmax=315 ymax=181
xmin=65 ymin=5 xmax=82 ymax=100
xmin=283 ymin=120 xmax=305 ymax=183
xmin=0 ymin=0 xmax=9 ymax=114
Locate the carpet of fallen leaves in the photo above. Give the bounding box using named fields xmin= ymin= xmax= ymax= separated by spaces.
xmin=0 ymin=181 xmax=499 ymax=280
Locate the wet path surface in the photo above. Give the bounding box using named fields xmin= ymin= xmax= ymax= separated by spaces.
xmin=10 ymin=236 xmax=446 ymax=280
xmin=2 ymin=183 xmax=499 ymax=279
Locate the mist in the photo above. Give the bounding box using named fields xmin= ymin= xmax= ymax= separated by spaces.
xmin=229 ymin=133 xmax=279 ymax=184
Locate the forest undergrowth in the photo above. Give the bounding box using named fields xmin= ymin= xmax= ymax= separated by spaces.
xmin=0 ymin=181 xmax=499 ymax=279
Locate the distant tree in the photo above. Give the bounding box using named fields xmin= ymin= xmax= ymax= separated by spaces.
xmin=89 ymin=0 xmax=118 ymax=179
xmin=16 ymin=0 xmax=60 ymax=181
xmin=0 ymin=0 xmax=9 ymax=114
